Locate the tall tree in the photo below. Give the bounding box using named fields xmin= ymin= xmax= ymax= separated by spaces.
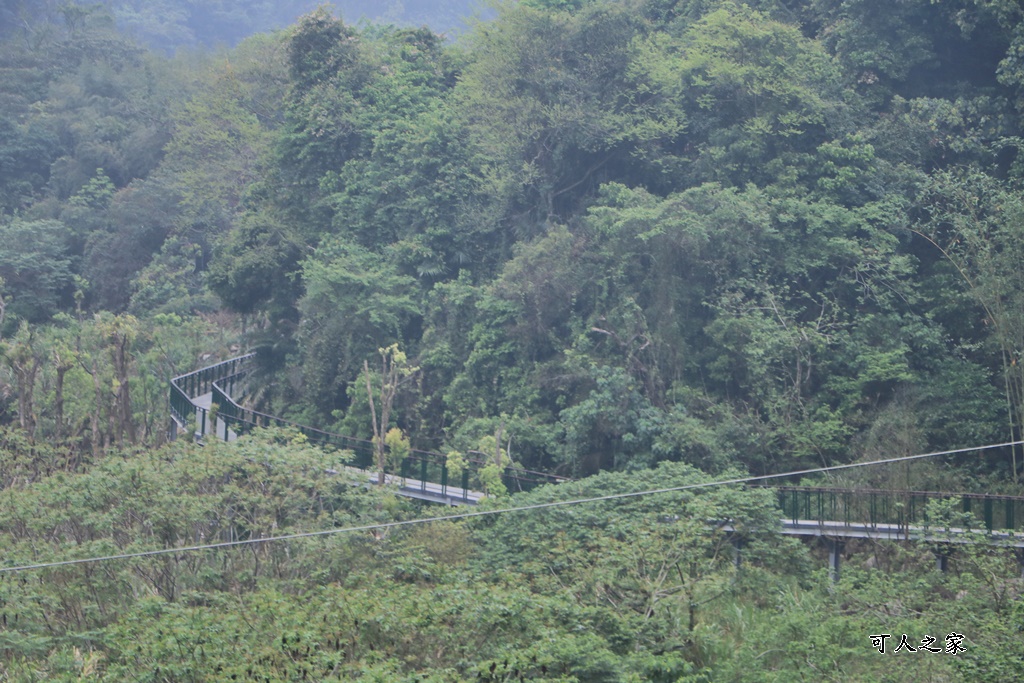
xmin=363 ymin=343 xmax=417 ymax=484
xmin=298 ymin=239 xmax=420 ymax=415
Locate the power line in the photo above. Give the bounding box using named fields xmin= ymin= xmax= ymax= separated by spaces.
xmin=0 ymin=440 xmax=1018 ymax=574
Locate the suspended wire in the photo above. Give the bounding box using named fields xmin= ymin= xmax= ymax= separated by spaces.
xmin=179 ymin=375 xmax=565 ymax=483
xmin=0 ymin=440 xmax=1018 ymax=574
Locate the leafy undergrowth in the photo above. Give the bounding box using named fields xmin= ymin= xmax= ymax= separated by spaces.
xmin=0 ymin=432 xmax=1019 ymax=681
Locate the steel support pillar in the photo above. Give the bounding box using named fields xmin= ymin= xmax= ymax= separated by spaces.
xmin=828 ymin=539 xmax=844 ymax=582
xmin=730 ymin=534 xmax=744 ymax=570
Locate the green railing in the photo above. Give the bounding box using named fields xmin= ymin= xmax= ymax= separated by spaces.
xmin=173 ymin=358 xmax=1024 ymax=519
xmin=171 ymin=354 xmax=568 ymax=502
xmin=773 ymin=486 xmax=1024 ymax=532
xmin=170 ymin=354 xmax=255 ymax=436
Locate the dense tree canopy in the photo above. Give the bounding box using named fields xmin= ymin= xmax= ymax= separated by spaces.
xmin=3 ymin=0 xmax=1023 ymax=476
xmin=3 ymin=0 xmax=1024 ymax=679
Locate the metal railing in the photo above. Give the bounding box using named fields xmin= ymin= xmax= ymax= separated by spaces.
xmin=170 ymin=354 xmax=568 ymax=502
xmin=772 ymin=486 xmax=1024 ymax=532
xmin=173 ymin=358 xmax=1022 ymax=523
xmin=170 ymin=353 xmax=256 ymax=437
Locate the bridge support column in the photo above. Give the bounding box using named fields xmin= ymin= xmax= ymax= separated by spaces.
xmin=935 ymin=549 xmax=950 ymax=573
xmin=828 ymin=539 xmax=844 ymax=582
xmin=1016 ymin=549 xmax=1024 ymax=579
xmin=729 ymin=534 xmax=744 ymax=570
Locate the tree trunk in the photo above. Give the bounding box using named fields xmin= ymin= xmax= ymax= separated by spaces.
xmin=364 ymin=359 xmax=387 ymax=485
xmin=16 ymin=359 xmax=39 ymax=436
xmin=364 ymin=346 xmax=413 ymax=486
xmin=54 ymin=365 xmax=66 ymax=440
xmin=109 ymin=330 xmax=136 ymax=445
xmin=91 ymin=359 xmax=104 ymax=460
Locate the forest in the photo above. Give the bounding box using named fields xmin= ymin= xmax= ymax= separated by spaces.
xmin=1 ymin=1 xmax=485 ymax=48
xmin=1 ymin=0 xmax=1024 ymax=679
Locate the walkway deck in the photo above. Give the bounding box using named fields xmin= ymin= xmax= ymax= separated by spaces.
xmin=778 ymin=519 xmax=1024 ymax=547
xmin=358 ymin=468 xmax=484 ymax=506
xmin=179 ymin=391 xmax=484 ymax=506
xmin=173 ymin=356 xmax=1024 ymax=534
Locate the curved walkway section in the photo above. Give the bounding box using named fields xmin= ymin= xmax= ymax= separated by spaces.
xmin=170 ymin=354 xmax=566 ymax=505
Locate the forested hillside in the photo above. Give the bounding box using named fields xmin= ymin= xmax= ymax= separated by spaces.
xmin=2 ymin=0 xmax=1024 ymax=680
xmin=0 ymin=0 xmax=485 ymax=49
xmin=206 ymin=0 xmax=1023 ymax=485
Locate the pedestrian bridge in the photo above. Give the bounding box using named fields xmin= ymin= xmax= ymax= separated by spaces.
xmin=169 ymin=354 xmax=565 ymax=505
xmin=170 ymin=354 xmax=1024 ymax=571
xmin=764 ymin=485 xmax=1024 ymax=577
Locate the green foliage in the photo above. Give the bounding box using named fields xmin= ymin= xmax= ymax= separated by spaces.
xmin=207 ymin=209 xmax=304 ymax=317
xmin=558 ymin=362 xmax=663 ymax=474
xmin=4 ymin=2 xmax=1024 ymax=676
xmin=629 ymin=1 xmax=846 ymax=187
xmin=0 ymin=306 xmax=231 ymax=454
xmin=385 ymin=426 xmax=411 ymax=465
xmin=128 ymin=237 xmax=217 ymax=317
xmin=0 ymin=220 xmax=73 ymax=327
xmin=445 ymin=449 xmax=467 ymax=479
xmin=0 ymin=115 xmax=58 ymax=213
xmin=299 ymin=240 xmax=420 ymax=413
xmin=916 ymin=170 xmax=1024 ymax=479
xmin=3 ymin=0 xmax=1020 ymax=483
xmin=0 ymin=425 xmax=1022 ymax=680
xmin=457 ymin=0 xmax=647 ymax=228
xmin=0 ymin=0 xmax=974 ymax=481
xmin=813 ymin=0 xmax=1015 ymax=104
xmin=67 ymin=168 xmax=115 ymax=210
xmin=163 ymin=77 xmax=268 ymax=222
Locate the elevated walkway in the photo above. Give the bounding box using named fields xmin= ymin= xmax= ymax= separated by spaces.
xmin=779 ymin=519 xmax=1024 ymax=547
xmin=170 ymin=355 xmax=565 ymax=505
xmin=170 ymin=355 xmax=1024 ymax=574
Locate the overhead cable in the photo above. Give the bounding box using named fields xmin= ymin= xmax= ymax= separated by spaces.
xmin=0 ymin=440 xmax=1017 ymax=574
